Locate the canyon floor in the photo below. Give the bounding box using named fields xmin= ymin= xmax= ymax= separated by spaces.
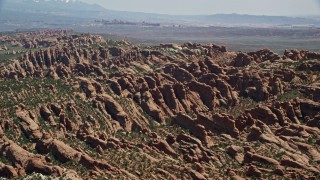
xmin=0 ymin=30 xmax=320 ymax=179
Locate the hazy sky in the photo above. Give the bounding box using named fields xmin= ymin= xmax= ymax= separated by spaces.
xmin=81 ymin=0 xmax=320 ymax=16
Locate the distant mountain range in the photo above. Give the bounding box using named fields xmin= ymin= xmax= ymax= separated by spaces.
xmin=1 ymin=0 xmax=320 ymax=27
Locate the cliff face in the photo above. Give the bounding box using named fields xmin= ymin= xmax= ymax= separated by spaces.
xmin=0 ymin=30 xmax=320 ymax=179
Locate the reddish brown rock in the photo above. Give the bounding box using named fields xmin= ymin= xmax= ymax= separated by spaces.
xmin=248 ymin=49 xmax=281 ymax=63
xmin=140 ymin=91 xmax=166 ymax=124
xmin=230 ymin=53 xmax=254 ymax=67
xmin=280 ymin=157 xmax=319 ymax=173
xmin=16 ymin=111 xmax=43 ymax=140
xmin=188 ymin=80 xmax=218 ymax=110
xmin=97 ymin=94 xmax=132 ymax=131
xmin=163 ymin=64 xmax=194 ymax=83
xmin=284 ymin=49 xmax=320 ymax=61
xmin=2 ymin=140 xmax=63 ymax=176
xmin=246 ymin=105 xmax=279 ymax=125
xmin=149 ymin=140 xmax=177 ymax=156
xmin=197 ymin=113 xmax=240 ymax=138
xmin=244 ymin=151 xmax=280 ymax=166
xmin=0 ymin=163 xmax=18 ymax=179
xmin=227 ymin=145 xmax=244 ymax=163
xmin=109 ymin=47 xmax=125 ymax=56
xmin=295 ymin=142 xmax=320 ymax=162
xmin=246 ymin=165 xmax=262 ymax=178
xmin=160 ymin=84 xmax=185 ymax=113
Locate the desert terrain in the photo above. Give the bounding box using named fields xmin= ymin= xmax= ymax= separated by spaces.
xmin=0 ymin=29 xmax=319 ymax=179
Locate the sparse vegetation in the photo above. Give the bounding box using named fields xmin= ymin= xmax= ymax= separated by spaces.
xmin=0 ymin=30 xmax=319 ymax=179
xmin=277 ymin=89 xmax=304 ymax=101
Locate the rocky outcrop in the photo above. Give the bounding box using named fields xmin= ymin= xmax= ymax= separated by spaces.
xmin=247 ymin=49 xmax=281 ymax=63
xmin=1 ymin=30 xmax=320 ymax=179
xmin=297 ymin=60 xmax=320 ymax=72
xmin=230 ymin=53 xmax=254 ymax=67
xmin=188 ymin=80 xmax=218 ymax=110
xmin=246 ymin=105 xmax=279 ymax=125
xmin=284 ymin=49 xmax=320 ymax=60
xmin=199 ymin=113 xmax=240 ymax=138
xmin=16 ymin=111 xmax=43 ymax=140
xmin=149 ymin=140 xmax=177 ymax=156
xmin=0 ymin=163 xmax=18 ymax=179
xmin=140 ymin=91 xmax=166 ymax=124
xmin=97 ymin=94 xmax=132 ymax=131
xmin=1 ymin=139 xmax=63 ymax=176
xmin=80 ymin=78 xmax=104 ymax=98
